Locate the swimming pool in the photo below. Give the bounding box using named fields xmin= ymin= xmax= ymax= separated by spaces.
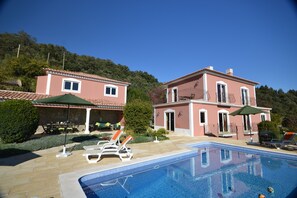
xmin=79 ymin=142 xmax=297 ymax=198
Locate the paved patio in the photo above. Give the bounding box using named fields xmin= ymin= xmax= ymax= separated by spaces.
xmin=0 ymin=134 xmax=296 ymax=198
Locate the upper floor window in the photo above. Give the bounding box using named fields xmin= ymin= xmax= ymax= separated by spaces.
xmin=201 ymin=148 xmax=210 ymax=168
xmin=62 ymin=78 xmax=81 ymax=93
xmin=104 ymin=85 xmax=118 ymax=97
xmin=260 ymin=113 xmax=266 ymax=122
xmin=172 ymin=87 xmax=178 ymax=102
xmin=220 ymin=149 xmax=232 ymax=163
xmin=217 ymin=81 xmax=227 ymax=103
xmin=241 ymin=87 xmax=249 ymax=105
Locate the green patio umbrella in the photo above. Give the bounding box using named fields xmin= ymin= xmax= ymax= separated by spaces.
xmin=34 ymin=94 xmax=95 ymax=157
xmin=229 ymin=105 xmax=265 ymax=116
xmin=230 ymin=105 xmax=265 ymax=142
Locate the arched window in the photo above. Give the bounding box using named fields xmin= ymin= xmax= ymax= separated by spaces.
xmin=216 ymin=81 xmax=228 ymax=103
xmin=240 ymin=86 xmax=250 ymax=105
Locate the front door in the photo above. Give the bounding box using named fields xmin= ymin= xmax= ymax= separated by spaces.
xmin=166 ymin=112 xmax=175 ymax=131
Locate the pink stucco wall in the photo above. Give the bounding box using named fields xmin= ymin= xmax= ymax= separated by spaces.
xmin=192 ymin=103 xmax=265 ymax=139
xmin=206 ymin=74 xmax=256 ymax=105
xmin=36 ymin=76 xmax=47 ymax=94
xmin=36 ymin=74 xmax=127 ymax=104
xmin=155 ymin=103 xmax=190 ymax=130
xmin=167 ymin=75 xmax=204 ymax=102
xmin=155 ymin=69 xmax=270 ymax=140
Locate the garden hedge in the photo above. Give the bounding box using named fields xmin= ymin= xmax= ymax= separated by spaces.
xmin=0 ymin=100 xmax=39 ymax=143
xmin=123 ymin=99 xmax=153 ymax=133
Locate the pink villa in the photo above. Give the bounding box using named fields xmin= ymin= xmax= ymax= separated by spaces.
xmin=154 ymin=66 xmax=271 ymax=141
xmin=0 ymin=68 xmax=130 ymax=133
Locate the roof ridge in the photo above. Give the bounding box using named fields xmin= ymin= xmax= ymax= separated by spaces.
xmin=0 ymin=89 xmax=45 ymax=95
xmin=44 ymin=68 xmax=130 ymax=85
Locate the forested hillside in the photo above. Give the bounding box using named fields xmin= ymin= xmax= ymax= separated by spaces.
xmin=256 ymin=86 xmax=297 ymax=131
xmin=0 ymin=31 xmax=164 ymax=103
xmin=0 ymin=32 xmax=296 ymax=130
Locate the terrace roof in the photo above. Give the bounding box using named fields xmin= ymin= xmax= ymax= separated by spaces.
xmin=0 ymin=90 xmax=124 ymax=110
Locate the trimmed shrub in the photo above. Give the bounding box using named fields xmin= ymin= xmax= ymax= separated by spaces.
xmin=0 ymin=100 xmax=39 ymax=143
xmin=123 ymin=99 xmax=153 ymax=134
xmin=257 ymin=121 xmax=280 ymax=143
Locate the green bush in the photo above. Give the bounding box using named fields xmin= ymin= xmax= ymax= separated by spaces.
xmin=258 ymin=121 xmax=278 ymax=132
xmin=0 ymin=100 xmax=39 ymax=143
xmin=257 ymin=121 xmax=280 ymax=142
xmin=146 ymin=127 xmax=169 ymax=137
xmin=156 ymin=128 xmax=168 ymax=136
xmin=123 ymin=99 xmax=153 ymax=133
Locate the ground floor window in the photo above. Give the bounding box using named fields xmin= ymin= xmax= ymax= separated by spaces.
xmin=218 ymin=112 xmax=229 ymax=132
xmin=165 ymin=112 xmax=175 ymax=131
xmin=260 ymin=113 xmax=266 ymax=122
xmin=243 ymin=115 xmax=251 ymax=132
xmin=199 ymin=109 xmax=208 ymax=126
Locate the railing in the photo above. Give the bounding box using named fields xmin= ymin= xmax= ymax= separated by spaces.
xmin=204 ymin=123 xmax=237 ymax=136
xmin=203 ymin=123 xmax=259 ymax=137
xmin=215 ymin=93 xmax=236 ymax=105
xmin=240 ymin=96 xmax=257 ymax=106
xmin=236 ymin=123 xmax=259 ymax=135
xmin=167 ymin=87 xmax=257 ymax=106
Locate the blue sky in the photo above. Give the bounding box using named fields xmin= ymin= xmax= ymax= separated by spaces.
xmin=1 ymin=0 xmax=297 ymax=91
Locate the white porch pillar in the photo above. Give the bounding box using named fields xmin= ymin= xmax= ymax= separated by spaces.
xmin=85 ymin=108 xmax=91 ymax=134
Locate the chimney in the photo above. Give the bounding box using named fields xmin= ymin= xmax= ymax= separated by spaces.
xmin=226 ymin=68 xmax=233 ymax=76
xmin=206 ymin=66 xmax=214 ymax=70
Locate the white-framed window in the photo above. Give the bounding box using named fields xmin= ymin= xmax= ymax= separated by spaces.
xmin=221 ymin=171 xmax=234 ymax=196
xmin=243 ymin=115 xmax=252 ymax=132
xmin=200 ymin=148 xmax=210 ymax=168
xmin=199 ymin=109 xmax=208 ymax=126
xmin=62 ymin=78 xmax=81 ymax=93
xmin=220 ymin=149 xmax=232 ymax=163
xmin=216 ymin=81 xmax=228 ymax=103
xmin=104 ymin=84 xmax=118 ymax=97
xmin=240 ymin=87 xmax=249 ymax=105
xmin=172 ymin=87 xmax=178 ymax=102
xmin=260 ymin=113 xmax=266 ymax=122
xmin=218 ymin=110 xmax=229 ymax=132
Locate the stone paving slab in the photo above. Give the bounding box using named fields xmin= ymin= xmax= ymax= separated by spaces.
xmin=0 ymin=135 xmax=296 ymax=198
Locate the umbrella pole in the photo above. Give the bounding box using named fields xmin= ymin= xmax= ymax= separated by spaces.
xmin=56 ymin=104 xmax=71 ymax=158
xmin=63 ymin=104 xmax=70 ymax=148
xmin=249 ymin=123 xmax=253 ymax=143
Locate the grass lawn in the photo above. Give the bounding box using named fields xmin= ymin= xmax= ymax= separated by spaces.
xmin=0 ymin=133 xmax=168 ymax=158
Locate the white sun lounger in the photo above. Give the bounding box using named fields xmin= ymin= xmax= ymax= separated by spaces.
xmin=84 ymin=135 xmax=133 ymax=163
xmin=83 ymin=130 xmax=123 ymax=150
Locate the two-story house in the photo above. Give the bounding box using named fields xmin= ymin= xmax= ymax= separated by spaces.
xmin=154 ymin=66 xmax=271 ymax=141
xmin=0 ymin=68 xmax=130 ymax=133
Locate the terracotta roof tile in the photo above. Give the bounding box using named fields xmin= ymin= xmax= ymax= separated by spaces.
xmin=0 ymin=90 xmax=124 ymax=110
xmin=44 ymin=68 xmax=130 ymax=85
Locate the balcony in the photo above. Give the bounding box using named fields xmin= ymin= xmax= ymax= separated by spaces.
xmin=203 ymin=123 xmax=259 ymax=138
xmin=216 ymin=93 xmax=235 ymax=106
xmin=203 ymin=123 xmax=237 ymax=137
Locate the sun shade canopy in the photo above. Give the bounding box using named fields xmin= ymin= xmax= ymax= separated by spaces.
xmin=229 ymin=105 xmax=265 ymax=116
xmin=33 ymin=94 xmax=95 ymax=106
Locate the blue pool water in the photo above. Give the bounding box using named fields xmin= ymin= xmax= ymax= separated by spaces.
xmin=79 ymin=142 xmax=297 ymax=198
